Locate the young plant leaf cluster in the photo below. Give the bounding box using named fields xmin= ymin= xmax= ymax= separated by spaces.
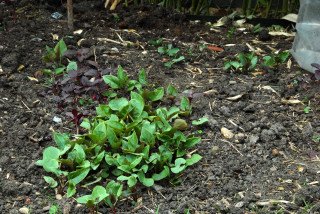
xmin=224 ymin=51 xmax=290 ymax=72
xmin=262 ymin=51 xmax=290 ymax=67
xmin=42 ymin=40 xmax=116 ymax=112
xmin=37 ymin=66 xmax=203 ymax=210
xmin=224 ymin=52 xmax=258 ymax=72
xmin=43 ymin=39 xmax=77 ymax=75
xmin=158 ymin=44 xmax=185 ymax=68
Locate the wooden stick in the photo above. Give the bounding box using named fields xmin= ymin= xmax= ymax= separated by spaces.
xmin=67 ymin=0 xmax=74 ymax=31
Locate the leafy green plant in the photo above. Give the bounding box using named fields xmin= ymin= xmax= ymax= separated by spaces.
xmin=263 ymin=51 xmax=290 ymax=67
xmin=227 ymin=27 xmax=236 ymax=40
xmin=37 ymin=66 xmax=202 ymax=212
xmin=49 ymin=204 xmax=60 ymax=214
xmin=42 ymin=39 xmax=77 ymax=75
xmin=148 ymin=38 xmax=163 ymax=47
xmin=224 ymin=52 xmax=258 ymax=72
xmin=312 ymin=135 xmax=320 ymax=143
xmin=252 ymin=23 xmax=262 ymax=33
xmin=158 ymin=44 xmax=185 ymax=68
xmin=303 ymin=106 xmax=311 ymax=114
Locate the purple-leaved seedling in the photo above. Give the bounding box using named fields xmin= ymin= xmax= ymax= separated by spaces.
xmin=311 ymin=63 xmax=320 ymax=80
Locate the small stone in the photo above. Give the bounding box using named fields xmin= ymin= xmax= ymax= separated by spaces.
xmin=219 ymin=106 xmax=231 ymax=116
xmin=53 ymin=116 xmax=62 ymax=123
xmin=260 ymin=129 xmax=276 ymax=142
xmin=63 ymin=204 xmax=71 ymax=214
xmin=19 ymin=207 xmax=29 ymax=214
xmin=56 ymin=194 xmax=62 ymax=200
xmin=248 ymin=135 xmax=259 ymax=144
xmin=221 ymin=127 xmax=234 ymax=139
xmin=271 ymin=148 xmax=279 ymax=156
xmin=204 ymin=114 xmax=218 ymax=129
xmin=235 ymin=201 xmax=244 ymax=208
xmin=42 ymin=206 xmax=50 ymax=211
xmin=270 ymin=166 xmax=277 ymax=171
xmin=211 ymin=146 xmax=219 ymax=155
xmin=302 ymin=122 xmax=313 ymax=137
xmin=235 ymin=133 xmax=245 ymax=143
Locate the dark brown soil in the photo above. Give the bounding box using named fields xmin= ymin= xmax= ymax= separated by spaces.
xmin=1 ymin=1 xmax=320 ymax=213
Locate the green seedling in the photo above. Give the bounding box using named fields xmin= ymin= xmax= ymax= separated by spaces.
xmin=164 ymin=56 xmax=185 ymax=68
xmin=192 ymin=117 xmax=209 ymax=126
xmin=42 ymin=39 xmax=77 ymax=75
xmin=303 ymin=106 xmax=311 ymax=114
xmin=268 ymin=25 xmax=285 ymax=32
xmin=252 ymin=23 xmax=262 ymax=33
xmin=199 ymin=43 xmax=207 ymax=52
xmin=103 ymin=66 xmax=144 ymax=91
xmin=312 ymin=135 xmax=320 ymax=143
xmin=158 ymin=44 xmax=185 ymax=68
xmin=148 ymin=38 xmax=163 ymax=47
xmin=158 ymin=44 xmax=180 ymax=57
xmin=263 ymin=51 xmax=290 ymax=67
xmin=49 ymin=204 xmax=60 ymax=214
xmin=227 ymin=27 xmax=236 ymax=40
xmin=224 ymin=52 xmax=258 ymax=72
xmin=37 ymin=67 xmax=203 ymax=212
xmin=112 ymin=13 xmax=120 ymax=22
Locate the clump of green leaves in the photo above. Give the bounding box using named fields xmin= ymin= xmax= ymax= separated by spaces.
xmin=262 ymin=51 xmax=290 ymax=67
xmin=42 ymin=39 xmax=77 ymax=75
xmin=158 ymin=44 xmax=185 ymax=68
xmin=227 ymin=27 xmax=236 ymax=40
xmin=37 ymin=66 xmax=203 ymax=211
xmin=252 ymin=23 xmax=262 ymax=34
xmin=148 ymin=38 xmax=163 ymax=47
xmin=224 ymin=52 xmax=258 ymax=72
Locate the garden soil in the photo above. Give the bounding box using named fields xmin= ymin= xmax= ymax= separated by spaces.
xmin=0 ymin=1 xmax=320 ymax=213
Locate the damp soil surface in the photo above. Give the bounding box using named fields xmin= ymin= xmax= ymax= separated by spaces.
xmin=1 ymin=1 xmax=320 ymax=213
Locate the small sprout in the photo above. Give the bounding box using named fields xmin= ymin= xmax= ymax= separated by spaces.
xmin=304 ymin=106 xmax=311 ymax=114
xmin=158 ymin=44 xmax=185 ymax=68
xmin=192 ymin=117 xmax=209 ymax=126
xmin=224 ymin=52 xmax=258 ymax=72
xmin=252 ymin=24 xmax=262 ymax=34
xmin=263 ymin=51 xmax=290 ymax=68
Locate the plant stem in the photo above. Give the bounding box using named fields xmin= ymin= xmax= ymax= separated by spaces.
xmin=67 ymin=0 xmax=74 ymax=31
xmin=282 ymin=0 xmax=288 ymax=16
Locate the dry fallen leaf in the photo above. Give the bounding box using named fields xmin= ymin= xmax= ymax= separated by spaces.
xmin=51 ymin=33 xmax=59 ymax=41
xmin=17 ymin=64 xmax=25 ymax=72
xmin=27 ymin=76 xmax=39 ymax=82
xmin=212 ymin=16 xmax=229 ymax=27
xmin=252 ymin=71 xmax=265 ymax=77
xmin=226 ymin=94 xmax=244 ymax=101
xmin=73 ymin=29 xmax=83 ymax=35
xmin=203 ymin=89 xmax=218 ymax=95
xmin=287 ymin=58 xmax=292 ymax=69
xmin=260 ymin=85 xmax=280 ymax=97
xmin=281 ymin=99 xmax=302 ymax=105
xmin=221 ymin=127 xmax=234 ymax=139
xmin=297 ymin=165 xmax=304 ymax=172
xmin=233 ymin=19 xmax=246 ymax=27
xmin=281 ymin=13 xmax=298 ymax=23
xmin=207 ymin=45 xmax=224 ymax=52
xmin=77 ymin=38 xmax=86 ymax=46
xmin=269 ymin=31 xmax=295 ymax=37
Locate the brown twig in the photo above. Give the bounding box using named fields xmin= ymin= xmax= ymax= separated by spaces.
xmin=67 ymin=0 xmax=74 ymax=31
